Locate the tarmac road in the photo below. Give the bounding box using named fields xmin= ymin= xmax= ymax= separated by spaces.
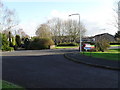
xmin=2 ymin=49 xmax=119 ymax=88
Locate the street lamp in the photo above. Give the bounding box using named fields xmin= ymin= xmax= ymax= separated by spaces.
xmin=69 ymin=13 xmax=82 ymax=52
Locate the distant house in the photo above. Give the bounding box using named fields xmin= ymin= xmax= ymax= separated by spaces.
xmin=82 ymin=33 xmax=116 ymax=43
xmin=93 ymin=33 xmax=116 ymax=42
xmin=82 ymin=36 xmax=94 ymax=43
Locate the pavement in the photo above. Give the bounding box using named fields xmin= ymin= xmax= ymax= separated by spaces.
xmin=1 ymin=49 xmax=78 ymax=56
xmin=109 ymin=46 xmax=120 ymax=49
xmin=64 ymin=52 xmax=120 ymax=70
xmin=63 ymin=46 xmax=120 ymax=70
xmin=2 ymin=49 xmax=119 ymax=88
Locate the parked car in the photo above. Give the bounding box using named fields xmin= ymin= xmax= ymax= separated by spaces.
xmin=79 ymin=43 xmax=95 ymax=51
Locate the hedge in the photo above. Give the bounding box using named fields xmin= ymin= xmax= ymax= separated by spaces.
xmin=28 ymin=37 xmax=54 ymax=50
xmin=57 ymin=42 xmax=78 ymax=46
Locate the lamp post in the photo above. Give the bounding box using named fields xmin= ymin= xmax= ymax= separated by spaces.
xmin=69 ymin=13 xmax=82 ymax=52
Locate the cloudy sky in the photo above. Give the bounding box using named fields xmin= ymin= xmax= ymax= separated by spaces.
xmin=3 ymin=0 xmax=118 ymax=37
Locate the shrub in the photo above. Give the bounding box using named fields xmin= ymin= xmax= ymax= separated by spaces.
xmin=24 ymin=38 xmax=30 ymax=49
xmin=0 ymin=33 xmax=2 ymax=50
xmin=0 ymin=33 xmax=14 ymax=51
xmin=9 ymin=36 xmax=16 ymax=49
xmin=95 ymin=39 xmax=110 ymax=52
xmin=15 ymin=35 xmax=21 ymax=47
xmin=2 ymin=46 xmax=14 ymax=51
xmin=57 ymin=42 xmax=78 ymax=46
xmin=28 ymin=37 xmax=54 ymax=50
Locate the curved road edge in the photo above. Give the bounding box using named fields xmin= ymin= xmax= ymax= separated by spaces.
xmin=64 ymin=53 xmax=120 ymax=71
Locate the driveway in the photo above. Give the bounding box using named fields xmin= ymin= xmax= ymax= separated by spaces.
xmin=2 ymin=49 xmax=119 ymax=88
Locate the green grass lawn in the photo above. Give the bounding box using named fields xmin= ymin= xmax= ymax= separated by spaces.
xmin=1 ymin=80 xmax=24 ymax=89
xmin=81 ymin=49 xmax=120 ymax=61
xmin=55 ymin=46 xmax=78 ymax=49
xmin=110 ymin=45 xmax=120 ymax=46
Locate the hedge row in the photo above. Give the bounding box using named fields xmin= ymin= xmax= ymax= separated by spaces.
xmin=57 ymin=42 xmax=78 ymax=46
xmin=28 ymin=38 xmax=54 ymax=50
xmin=110 ymin=43 xmax=120 ymax=45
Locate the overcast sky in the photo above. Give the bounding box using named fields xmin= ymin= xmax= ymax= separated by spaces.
xmin=3 ymin=0 xmax=118 ymax=37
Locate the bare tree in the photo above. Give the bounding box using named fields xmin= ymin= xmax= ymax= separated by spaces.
xmin=0 ymin=1 xmax=19 ymax=33
xmin=35 ymin=23 xmax=52 ymax=38
xmin=65 ymin=19 xmax=87 ymax=42
xmin=110 ymin=1 xmax=120 ymax=42
xmin=17 ymin=29 xmax=29 ymax=38
xmin=2 ymin=30 xmax=13 ymax=38
xmin=47 ymin=17 xmax=86 ymax=43
xmin=47 ymin=18 xmax=63 ymax=43
xmin=109 ymin=0 xmax=120 ymax=31
xmin=118 ymin=0 xmax=120 ymax=31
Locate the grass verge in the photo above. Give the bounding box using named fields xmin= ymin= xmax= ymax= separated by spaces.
xmin=1 ymin=80 xmax=24 ymax=89
xmin=81 ymin=49 xmax=120 ymax=61
xmin=110 ymin=45 xmax=120 ymax=46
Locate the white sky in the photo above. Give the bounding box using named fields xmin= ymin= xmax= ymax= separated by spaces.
xmin=3 ymin=0 xmax=118 ymax=37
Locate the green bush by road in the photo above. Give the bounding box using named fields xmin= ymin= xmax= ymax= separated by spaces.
xmin=81 ymin=49 xmax=120 ymax=61
xmin=0 ymin=33 xmax=14 ymax=51
xmin=57 ymin=42 xmax=78 ymax=46
xmin=28 ymin=37 xmax=54 ymax=50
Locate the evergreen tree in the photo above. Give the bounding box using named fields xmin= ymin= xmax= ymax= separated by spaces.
xmin=115 ymin=31 xmax=120 ymax=39
xmin=15 ymin=35 xmax=21 ymax=47
xmin=24 ymin=38 xmax=30 ymax=49
xmin=0 ymin=33 xmax=13 ymax=51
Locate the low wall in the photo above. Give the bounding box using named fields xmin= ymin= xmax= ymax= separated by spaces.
xmin=50 ymin=45 xmax=55 ymax=49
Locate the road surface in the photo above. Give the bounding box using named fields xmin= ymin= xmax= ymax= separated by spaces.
xmin=2 ymin=49 xmax=119 ymax=88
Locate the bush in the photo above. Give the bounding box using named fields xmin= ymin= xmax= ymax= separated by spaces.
xmin=15 ymin=35 xmax=21 ymax=47
xmin=95 ymin=39 xmax=110 ymax=52
xmin=57 ymin=42 xmax=78 ymax=46
xmin=2 ymin=46 xmax=14 ymax=51
xmin=28 ymin=37 xmax=54 ymax=50
xmin=0 ymin=33 xmax=14 ymax=51
xmin=24 ymin=38 xmax=30 ymax=49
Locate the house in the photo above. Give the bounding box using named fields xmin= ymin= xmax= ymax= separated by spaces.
xmin=82 ymin=36 xmax=95 ymax=43
xmin=93 ymin=33 xmax=116 ymax=42
xmin=82 ymin=33 xmax=116 ymax=43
